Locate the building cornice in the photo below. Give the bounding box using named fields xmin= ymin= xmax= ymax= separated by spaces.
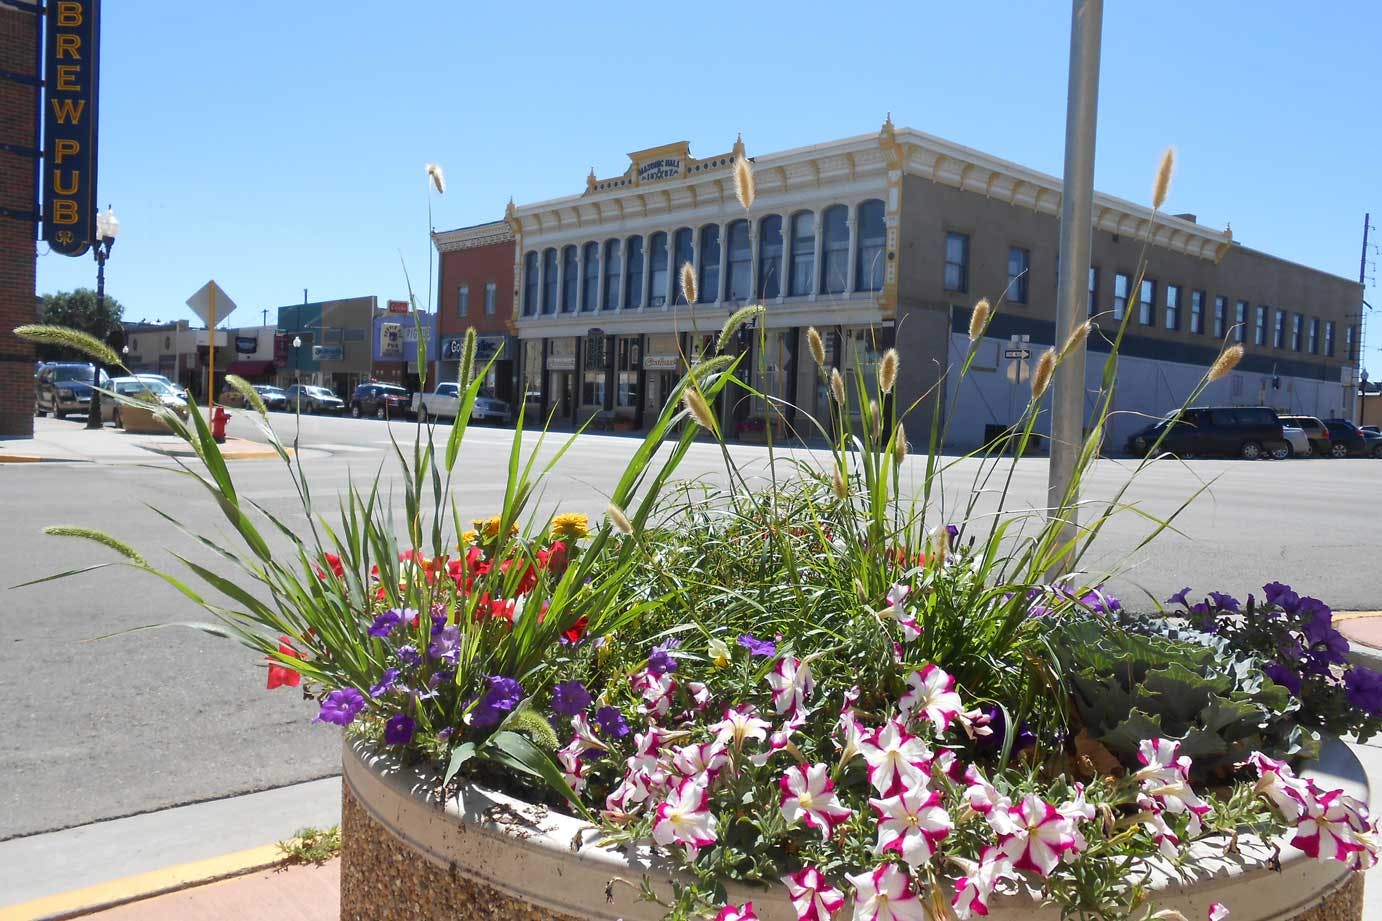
xmin=433 ymin=220 xmax=513 ymax=254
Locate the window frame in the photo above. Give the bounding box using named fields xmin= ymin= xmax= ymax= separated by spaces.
xmin=725 ymin=219 xmax=752 ymax=302
xmin=1212 ymin=295 xmax=1227 ymax=338
xmin=1308 ymin=316 xmax=1319 ymax=354
xmin=1006 ymin=246 xmax=1030 ymax=305
xmin=854 ymin=199 xmax=886 ymax=294
xmin=484 ymin=281 xmax=497 ymax=316
xmin=820 ymin=206 xmax=850 ymax=295
xmin=1190 ymin=289 xmax=1205 ymax=334
xmin=1325 ymin=320 xmax=1336 ymax=357
xmin=698 ymin=224 xmax=720 ymax=304
xmin=672 ymin=228 xmax=694 ymax=305
xmin=943 ymin=231 xmax=970 ymax=294
xmin=458 ymin=283 xmax=470 ymax=318
xmin=560 ymin=247 xmax=578 ymax=313
xmin=1237 ymin=300 xmax=1249 ymax=344
xmin=602 ymin=239 xmax=622 ymax=311
xmin=1087 ymin=266 xmax=1099 ymax=316
xmin=522 ymin=251 xmax=538 ymax=317
xmin=1165 ymin=284 xmax=1181 ymax=331
xmin=581 ymin=242 xmax=599 ymax=312
xmin=788 ymin=210 xmax=815 ymax=298
xmin=623 ymin=235 xmax=644 ymax=309
xmin=757 ymin=215 xmax=784 ymax=300
xmin=1273 ymin=309 xmax=1286 ymax=349
xmin=1113 ymin=272 xmax=1130 ymax=320
xmin=541 ymin=248 xmax=558 ymax=315
xmin=1290 ymin=313 xmax=1302 ymax=352
xmin=1139 ymin=279 xmax=1157 ymax=327
xmin=647 ymin=231 xmax=669 ymax=307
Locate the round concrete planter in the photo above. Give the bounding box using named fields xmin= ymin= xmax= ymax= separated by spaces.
xmin=339 ymin=736 xmax=1367 ymax=921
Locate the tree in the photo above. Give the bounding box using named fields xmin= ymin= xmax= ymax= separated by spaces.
xmin=36 ymin=289 xmax=124 ymax=361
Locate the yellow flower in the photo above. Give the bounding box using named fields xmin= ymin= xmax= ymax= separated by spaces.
xmin=459 ymin=529 xmax=478 ymax=547
xmin=708 ymin=637 xmax=731 ymax=668
xmin=473 ymin=515 xmax=518 ymax=539
xmin=551 ymin=512 xmax=590 ymax=540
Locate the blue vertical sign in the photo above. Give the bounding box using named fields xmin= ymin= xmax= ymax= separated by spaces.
xmin=41 ymin=0 xmax=100 ymax=257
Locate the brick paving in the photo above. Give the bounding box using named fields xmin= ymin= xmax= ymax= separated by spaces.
xmin=82 ymin=860 xmax=338 ymax=921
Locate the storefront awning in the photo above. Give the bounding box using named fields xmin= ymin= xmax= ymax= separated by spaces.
xmin=224 ymin=360 xmax=277 ymax=377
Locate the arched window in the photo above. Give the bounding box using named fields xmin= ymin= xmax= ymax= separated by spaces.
xmin=726 ymin=219 xmax=752 ymax=302
xmin=788 ymin=211 xmax=815 ymax=297
xmin=855 ymin=199 xmax=885 ymax=293
xmin=648 ymin=231 xmax=669 ymax=307
xmin=757 ymin=215 xmax=783 ymax=300
xmin=698 ymin=225 xmax=720 ymax=304
xmin=624 ymin=235 xmax=644 ymax=308
xmin=582 ymin=242 xmax=599 ymax=312
xmin=522 ymin=251 xmax=539 ymax=316
xmin=672 ymin=228 xmax=694 ymax=305
xmin=561 ymin=245 xmax=578 ymax=313
xmin=602 ymin=239 xmax=622 ymax=310
xmin=541 ymin=248 xmax=558 ymax=314
xmin=819 ymin=206 xmax=849 ymax=295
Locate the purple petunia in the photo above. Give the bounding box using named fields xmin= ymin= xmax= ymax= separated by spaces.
xmin=428 ymin=624 xmax=461 ymax=665
xmin=1080 ymin=586 xmax=1122 ymax=615
xmin=1263 ymin=581 xmax=1300 ymax=612
xmin=551 ymin=680 xmax=591 ymax=716
xmin=1207 ymin=591 xmax=1241 ymax=613
xmin=1303 ymin=616 xmax=1350 ymax=669
xmin=1263 ymin=661 xmax=1303 ymax=696
xmin=1346 ymin=668 xmax=1382 ymax=717
xmin=647 ymin=639 xmax=681 ymax=676
xmin=1297 ymin=596 xmax=1332 ymax=625
xmin=1166 ymin=587 xmax=1192 ymax=607
xmin=975 ymin=704 xmax=1036 ymax=754
xmin=396 ymin=645 xmax=422 ymax=668
xmin=737 ymin=634 xmax=777 ymax=658
xmin=384 ymin=713 xmax=416 ymax=745
xmin=314 ymin=688 xmax=366 ymax=726
xmin=369 ymin=668 xmax=401 ymax=698
xmin=594 ymin=705 xmax=630 ymax=739
xmin=368 ymin=608 xmax=416 ymax=638
xmin=471 ymin=675 xmax=524 ymax=727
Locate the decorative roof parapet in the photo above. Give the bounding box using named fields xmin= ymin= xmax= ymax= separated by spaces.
xmin=432 ymin=219 xmax=513 ymax=253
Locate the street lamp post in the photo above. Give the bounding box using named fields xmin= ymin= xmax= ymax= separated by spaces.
xmin=292 ymin=335 xmax=302 ymax=383
xmin=86 ymin=206 xmax=121 ymax=430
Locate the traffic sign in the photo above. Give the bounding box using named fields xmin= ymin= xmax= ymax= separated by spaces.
xmin=1004 ymin=348 xmax=1032 ymax=360
xmin=185 ymin=280 xmax=238 ymax=328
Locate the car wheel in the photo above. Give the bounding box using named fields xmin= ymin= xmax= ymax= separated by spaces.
xmin=351 ymin=402 xmax=362 ymax=418
xmin=1239 ymin=440 xmax=1263 ymax=460
xmin=1270 ymin=444 xmax=1291 ymax=460
xmin=55 ymin=409 xmax=66 ymax=419
xmin=35 ymin=406 xmax=46 ymax=417
xmin=1131 ymin=436 xmax=1148 ymax=455
xmin=376 ymin=405 xmax=386 ymax=420
xmin=1372 ymin=444 xmax=1382 ymax=459
xmin=1331 ymin=443 xmax=1349 ymax=459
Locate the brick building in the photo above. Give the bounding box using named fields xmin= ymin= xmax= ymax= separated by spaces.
xmin=0 ymin=2 xmax=40 ymax=436
xmin=433 ymin=220 xmax=518 ymax=404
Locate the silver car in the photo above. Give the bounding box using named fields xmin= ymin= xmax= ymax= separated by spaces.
xmin=1274 ymin=425 xmax=1311 ymax=459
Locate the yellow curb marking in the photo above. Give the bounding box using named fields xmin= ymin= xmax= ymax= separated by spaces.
xmin=1334 ymin=612 xmax=1382 ymax=622
xmin=0 ymin=843 xmax=283 ymax=921
xmin=0 ymin=455 xmax=42 ymax=464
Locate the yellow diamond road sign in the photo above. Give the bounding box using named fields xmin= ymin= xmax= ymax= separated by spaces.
xmin=185 ymin=280 xmax=238 ymax=328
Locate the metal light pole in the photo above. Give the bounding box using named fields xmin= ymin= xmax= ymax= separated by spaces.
xmin=86 ymin=205 xmax=121 ymax=430
xmin=1046 ymin=0 xmax=1103 ymax=572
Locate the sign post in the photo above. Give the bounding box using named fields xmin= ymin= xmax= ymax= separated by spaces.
xmin=186 ymin=281 xmax=239 ymax=412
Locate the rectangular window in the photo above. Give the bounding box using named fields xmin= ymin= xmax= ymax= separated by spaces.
xmin=1347 ymin=324 xmax=1356 ymax=360
xmin=1139 ymin=279 xmax=1156 ymax=326
xmin=1113 ymin=273 xmax=1129 ymax=320
xmin=1213 ymin=296 xmax=1226 ymax=338
xmin=1325 ymin=320 xmax=1336 ymax=357
xmin=1236 ymin=301 xmax=1248 ymax=344
xmin=1274 ymin=309 xmax=1286 ymax=349
xmin=581 ymin=370 xmax=606 ymax=407
xmin=944 ymin=232 xmax=969 ymax=293
xmin=1165 ymin=284 xmax=1181 ymax=330
xmin=1006 ymin=247 xmax=1030 ymax=304
xmin=1308 ymin=317 xmax=1319 ymax=354
xmin=1254 ymin=305 xmax=1267 ymax=346
xmin=1088 ymin=266 xmax=1099 ymax=316
xmin=1190 ymin=290 xmax=1205 ymax=334
xmin=484 ymin=282 xmax=496 ymax=315
xmin=1290 ymin=313 xmax=1302 ymax=351
xmin=458 ymin=284 xmax=470 ymax=317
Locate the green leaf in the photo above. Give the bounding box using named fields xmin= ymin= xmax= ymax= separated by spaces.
xmin=481 ymin=730 xmax=592 ymax=821
xmin=443 ymin=742 xmax=477 ymax=785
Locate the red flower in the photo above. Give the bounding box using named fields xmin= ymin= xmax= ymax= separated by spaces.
xmin=266 ymin=635 xmax=303 ymax=690
xmin=563 ymin=615 xmax=589 ymax=645
xmin=537 ymin=540 xmax=569 ymax=576
xmin=477 ymin=594 xmax=515 ymax=623
xmin=314 ymin=552 xmax=346 ymax=581
xmin=500 ymin=558 xmax=538 ymax=596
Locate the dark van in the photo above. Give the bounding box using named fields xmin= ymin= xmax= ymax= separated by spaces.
xmin=1125 ymin=406 xmax=1286 ymax=460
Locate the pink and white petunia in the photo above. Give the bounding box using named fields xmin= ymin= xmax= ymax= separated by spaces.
xmin=1058 ymin=783 xmax=1095 ymax=859
xmin=964 ymin=767 xmax=1018 ymax=836
xmin=835 ymin=710 xmax=869 ymax=768
xmin=952 ymin=846 xmax=1017 ymax=920
xmin=1247 ymin=752 xmax=1315 ymax=822
xmin=880 ymin=584 xmax=922 ymax=642
xmin=672 ymin=740 xmax=729 ymax=781
xmin=1292 ymin=787 xmax=1367 ymax=864
xmin=870 ymin=785 xmax=953 ymax=870
xmin=714 ymin=903 xmax=758 ymax=921
xmin=847 ymin=863 xmax=929 ymax=921
xmin=860 ymin=720 xmax=931 ymax=796
xmin=1137 ymin=794 xmax=1181 ymax=860
xmin=783 ymin=867 xmax=845 ymax=921
xmin=781 ymin=763 xmax=853 ymax=840
xmin=557 ymin=742 xmax=588 ymax=794
xmin=568 ymin=713 xmax=608 ymax=757
xmin=752 ymin=709 xmax=809 ymax=768
xmin=652 ymin=778 xmax=718 ymax=856
xmin=712 ymin=705 xmax=772 ymax=749
xmin=1208 ymin=904 xmax=1230 ymax=921
xmin=631 ymin=668 xmax=677 ymax=717
xmin=898 ymin=664 xmax=963 ymax=736
xmin=767 ymin=656 xmax=816 ymax=715
xmin=1137 ymin=738 xmax=1212 ymax=835
xmin=998 ymin=793 xmax=1078 ymax=877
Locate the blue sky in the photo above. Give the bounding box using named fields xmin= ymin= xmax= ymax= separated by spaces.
xmin=35 ymin=0 xmax=1381 ymax=376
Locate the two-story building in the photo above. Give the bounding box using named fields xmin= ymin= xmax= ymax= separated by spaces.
xmin=275 ymin=296 xmax=378 ymax=397
xmin=506 ymin=122 xmax=1363 ymax=447
xmin=433 ymin=220 xmax=518 ymax=406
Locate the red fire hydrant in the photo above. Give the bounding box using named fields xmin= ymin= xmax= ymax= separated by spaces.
xmin=211 ymin=405 xmax=230 ymax=444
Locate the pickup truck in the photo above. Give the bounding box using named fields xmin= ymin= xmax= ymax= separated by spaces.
xmin=410 ymin=383 xmax=513 ymax=425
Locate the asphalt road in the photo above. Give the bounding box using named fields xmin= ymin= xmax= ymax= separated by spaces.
xmin=2 ymin=411 xmax=1379 ymax=839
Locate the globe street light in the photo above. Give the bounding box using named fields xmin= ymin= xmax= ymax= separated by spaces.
xmin=86 ymin=205 xmax=121 ymax=430
xmin=292 ymin=335 xmax=302 ymax=384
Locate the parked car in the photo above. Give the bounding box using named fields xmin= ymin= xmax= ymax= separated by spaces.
xmin=103 ymin=377 xmax=189 ymax=426
xmin=1363 ymin=425 xmax=1381 ymax=436
xmin=1277 ymin=415 xmax=1329 ymax=457
xmin=1366 ymin=430 xmax=1382 ymax=458
xmin=133 ymin=373 xmax=188 ymax=403
xmin=283 ymin=384 xmax=345 ymax=414
xmin=410 ymin=383 xmax=513 ymax=424
xmin=1125 ymin=406 xmax=1287 ymax=460
xmin=1323 ymin=419 xmax=1376 ymax=458
xmin=34 ymin=362 xmax=109 ymax=419
xmin=350 ymin=382 xmax=411 ymax=419
xmin=219 ymin=383 xmax=288 ymax=412
xmin=1278 ymin=425 xmax=1310 ymax=459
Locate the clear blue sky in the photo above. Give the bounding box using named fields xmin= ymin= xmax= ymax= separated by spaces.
xmin=35 ymin=0 xmax=1381 ymax=377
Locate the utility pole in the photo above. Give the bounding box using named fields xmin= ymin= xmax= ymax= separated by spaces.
xmin=1358 ymin=213 xmax=1374 ymax=424
xmin=1047 ymin=0 xmax=1103 ymax=576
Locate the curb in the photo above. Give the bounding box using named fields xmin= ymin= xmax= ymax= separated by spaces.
xmin=141 ymin=440 xmax=286 ymax=462
xmin=1337 ymin=612 xmax=1382 ymax=672
xmin=0 ymin=454 xmax=42 ymax=463
xmin=0 ymin=844 xmax=285 ymax=921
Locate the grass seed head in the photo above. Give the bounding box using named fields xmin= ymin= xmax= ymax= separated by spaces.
xmin=968 ymin=299 xmax=992 ymax=342
xmin=426 ymin=162 xmax=446 ymax=195
xmin=1208 ymin=343 xmax=1244 ymax=382
xmin=1031 ymin=348 xmax=1056 ymax=400
xmin=807 ymin=326 xmax=826 ymax=368
xmin=1152 ymin=147 xmax=1175 ymax=210
xmin=606 ymin=503 xmax=633 ymax=536
xmin=893 ymin=422 xmax=907 ymax=464
xmin=733 ymin=156 xmax=755 ymax=210
xmin=225 ymin=373 xmax=268 ymax=417
xmin=878 ymin=347 xmax=899 ymax=395
xmin=679 ymin=261 xmax=697 ymax=305
xmin=830 ymin=368 xmax=846 ymax=406
xmin=831 ymin=465 xmax=849 ymax=499
xmin=683 ymin=387 xmax=717 ymax=430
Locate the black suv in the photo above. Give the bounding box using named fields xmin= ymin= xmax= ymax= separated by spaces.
xmin=1278 ymin=415 xmax=1331 ymax=457
xmin=350 ymin=383 xmax=410 ymax=419
xmin=1322 ymin=419 xmax=1381 ymax=458
xmin=1125 ymin=406 xmax=1286 ymax=460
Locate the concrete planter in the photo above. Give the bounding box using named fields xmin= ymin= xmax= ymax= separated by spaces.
xmin=339 ymin=737 xmax=1367 ymax=921
xmin=119 ymin=404 xmax=178 ymax=434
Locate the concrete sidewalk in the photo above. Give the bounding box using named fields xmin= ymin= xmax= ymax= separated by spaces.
xmin=79 ymin=860 xmax=339 ymax=921
xmin=0 ymin=416 xmax=278 ymax=464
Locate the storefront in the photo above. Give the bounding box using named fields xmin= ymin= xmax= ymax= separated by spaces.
xmin=375 ymin=313 xmax=436 ymax=392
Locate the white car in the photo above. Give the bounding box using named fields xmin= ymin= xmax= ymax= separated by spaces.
xmin=1275 ymin=425 xmax=1311 ymax=459
xmin=134 ymin=373 xmax=188 ymax=402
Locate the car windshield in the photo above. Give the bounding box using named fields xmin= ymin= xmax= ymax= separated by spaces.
xmin=256 ymin=386 xmax=285 ymax=395
xmin=53 ymin=365 xmax=96 ymax=382
xmin=378 ymin=386 xmax=407 ymax=396
xmin=116 ymin=380 xmax=175 ymax=397
xmin=308 ymin=387 xmax=336 ymax=397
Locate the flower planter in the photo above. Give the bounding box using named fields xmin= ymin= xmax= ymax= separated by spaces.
xmin=119 ymin=404 xmax=177 ymax=434
xmin=339 ymin=737 xmax=1368 ymax=921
